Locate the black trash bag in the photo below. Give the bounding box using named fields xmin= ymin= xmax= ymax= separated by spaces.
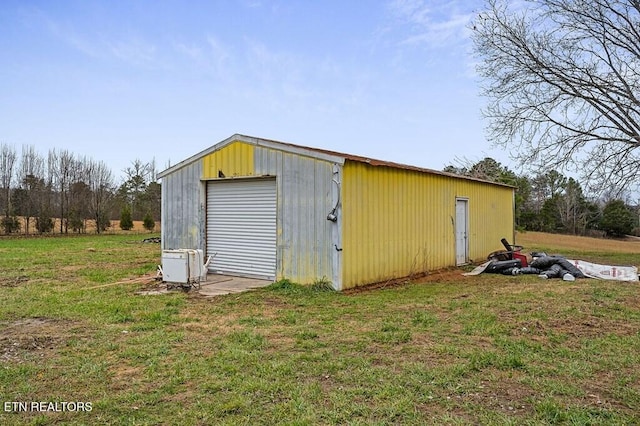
xmin=530 ymin=251 xmax=548 ymax=259
xmin=485 ymin=259 xmax=522 ymax=273
xmin=539 ymin=263 xmax=565 ymax=279
xmin=501 ymin=267 xmax=520 ymax=275
xmin=530 ymin=256 xmax=562 ymax=269
xmin=530 ymin=256 xmax=586 ymax=279
xmin=518 ymin=266 xmax=541 ymax=275
xmin=555 ymin=258 xmax=586 ymax=278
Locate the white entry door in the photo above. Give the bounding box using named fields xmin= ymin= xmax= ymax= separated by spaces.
xmin=206 ymin=178 xmax=277 ymax=280
xmin=455 ymin=198 xmax=469 ymax=265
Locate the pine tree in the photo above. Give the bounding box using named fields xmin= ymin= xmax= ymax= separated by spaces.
xmin=600 ymin=200 xmax=634 ymax=237
xmin=142 ymin=212 xmax=155 ymax=232
xmin=119 ymin=205 xmax=134 ymax=231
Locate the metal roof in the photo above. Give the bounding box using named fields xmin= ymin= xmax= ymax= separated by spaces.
xmin=158 ymin=133 xmax=515 ymax=188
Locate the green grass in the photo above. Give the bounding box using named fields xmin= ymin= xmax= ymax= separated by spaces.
xmin=0 ymin=234 xmax=639 ymax=424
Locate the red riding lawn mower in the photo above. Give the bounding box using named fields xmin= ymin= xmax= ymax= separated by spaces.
xmin=487 ymin=238 xmax=529 ymax=268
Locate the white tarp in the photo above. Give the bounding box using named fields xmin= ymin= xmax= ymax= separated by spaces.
xmin=566 ymin=259 xmax=638 ymax=282
xmin=462 ymin=261 xmax=491 ymax=276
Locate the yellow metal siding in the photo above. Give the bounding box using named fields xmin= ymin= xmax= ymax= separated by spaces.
xmin=202 ymin=142 xmax=255 ymax=178
xmin=341 ymin=161 xmax=514 ymax=289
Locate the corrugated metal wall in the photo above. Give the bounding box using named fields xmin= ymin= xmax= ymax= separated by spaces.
xmin=263 ymin=150 xmax=335 ymax=285
xmin=341 ymin=161 xmax=514 ymax=289
xmin=160 ymin=160 xmax=204 ymax=251
xmin=203 ymin=142 xmax=255 ymax=178
xmin=199 ymin=141 xmax=337 ymax=285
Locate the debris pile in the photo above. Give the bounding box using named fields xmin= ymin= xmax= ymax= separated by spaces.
xmin=464 ymin=238 xmax=638 ymax=282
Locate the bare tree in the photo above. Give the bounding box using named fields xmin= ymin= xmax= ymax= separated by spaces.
xmin=148 ymin=157 xmax=157 ymax=183
xmin=473 ymin=0 xmax=640 ymax=195
xmin=17 ymin=145 xmax=44 ymax=235
xmin=68 ymin=157 xmax=91 ymax=233
xmin=0 ymin=143 xmax=17 ymax=218
xmin=556 ymin=178 xmax=588 ymax=234
xmin=86 ymin=159 xmax=115 ymax=233
xmin=49 ymin=149 xmax=75 ymax=233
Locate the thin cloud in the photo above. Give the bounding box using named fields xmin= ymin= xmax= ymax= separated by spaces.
xmin=387 ymin=0 xmax=480 ymax=48
xmin=400 ymin=12 xmax=473 ymax=46
xmin=239 ymin=0 xmax=263 ymax=9
xmin=26 ymin=6 xmax=161 ymax=68
xmin=172 ymin=36 xmax=230 ymax=69
xmin=389 ymin=0 xmax=432 ymax=26
xmin=22 ymin=6 xmax=104 ymax=59
xmin=206 ymin=36 xmax=231 ymax=72
xmin=229 ymin=37 xmax=373 ymax=116
xmin=106 ymin=38 xmax=157 ymax=66
xmin=172 ymin=41 xmax=203 ymax=61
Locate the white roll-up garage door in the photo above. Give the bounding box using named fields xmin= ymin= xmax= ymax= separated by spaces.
xmin=206 ymin=178 xmax=277 ymax=280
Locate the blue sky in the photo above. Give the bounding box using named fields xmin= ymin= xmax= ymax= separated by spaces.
xmin=1 ymin=0 xmax=510 ymax=182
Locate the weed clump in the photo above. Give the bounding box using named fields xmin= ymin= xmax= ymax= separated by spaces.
xmin=310 ymin=277 xmax=335 ymax=292
xmin=267 ymin=278 xmax=336 ymax=294
xmin=267 ymin=279 xmax=301 ymax=293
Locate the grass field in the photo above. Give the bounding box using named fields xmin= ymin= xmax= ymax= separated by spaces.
xmin=0 ymin=232 xmax=639 ymax=425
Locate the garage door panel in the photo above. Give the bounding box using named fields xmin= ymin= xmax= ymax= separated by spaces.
xmin=206 ymin=178 xmax=277 ymax=280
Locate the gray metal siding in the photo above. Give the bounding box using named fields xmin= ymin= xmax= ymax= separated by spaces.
xmin=206 ymin=179 xmax=277 ymax=279
xmin=254 ymin=147 xmax=336 ymax=286
xmin=160 ymin=161 xmax=204 ymax=251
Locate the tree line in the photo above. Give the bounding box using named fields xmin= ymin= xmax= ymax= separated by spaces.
xmin=445 ymin=158 xmax=638 ymax=238
xmin=0 ymin=143 xmax=160 ymax=235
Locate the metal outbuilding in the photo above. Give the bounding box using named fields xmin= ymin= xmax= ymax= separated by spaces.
xmin=157 ymin=134 xmax=515 ymax=290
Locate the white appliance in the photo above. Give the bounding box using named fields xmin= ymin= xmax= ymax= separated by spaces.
xmin=161 ymin=249 xmax=210 ymax=284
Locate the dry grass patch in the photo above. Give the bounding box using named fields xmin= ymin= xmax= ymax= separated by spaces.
xmin=516 ymin=231 xmax=640 ymax=253
xmin=0 ymin=317 xmax=79 ymax=363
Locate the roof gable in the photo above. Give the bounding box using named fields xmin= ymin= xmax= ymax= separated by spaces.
xmin=157 ymin=133 xmax=514 ymax=188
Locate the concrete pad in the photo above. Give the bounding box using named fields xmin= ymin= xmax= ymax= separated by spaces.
xmin=198 ymin=275 xmax=272 ymax=297
xmin=135 ymin=275 xmax=272 ymax=297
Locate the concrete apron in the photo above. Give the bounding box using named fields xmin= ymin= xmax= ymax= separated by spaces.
xmin=197 ymin=274 xmax=273 ymax=297
xmin=136 ymin=275 xmax=272 ymax=297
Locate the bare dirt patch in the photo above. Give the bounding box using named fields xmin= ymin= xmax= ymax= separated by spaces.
xmin=0 ymin=275 xmax=29 ymax=287
xmin=344 ymin=268 xmax=463 ymax=294
xmin=457 ymin=371 xmax=536 ymax=417
xmin=109 ymin=364 xmax=146 ymax=391
xmin=0 ymin=317 xmax=76 ymax=363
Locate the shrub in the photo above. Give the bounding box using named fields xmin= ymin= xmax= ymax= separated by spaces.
xmin=600 ymin=199 xmax=635 ymax=237
xmin=36 ymin=215 xmax=54 ymax=234
xmin=119 ymin=205 xmax=134 ymax=231
xmin=1 ymin=216 xmax=21 ymax=234
xmin=143 ymin=212 xmax=155 ymax=232
xmin=96 ymin=213 xmax=111 ymax=233
xmin=69 ymin=212 xmax=85 ymax=233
